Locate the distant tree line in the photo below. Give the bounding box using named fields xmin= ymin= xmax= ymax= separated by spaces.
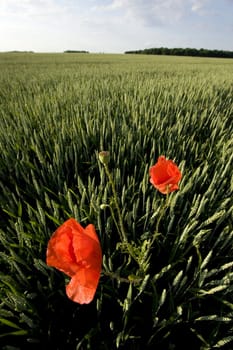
xmin=64 ymin=50 xmax=89 ymax=53
xmin=125 ymin=47 xmax=233 ymax=58
xmin=5 ymin=51 xmax=34 ymax=53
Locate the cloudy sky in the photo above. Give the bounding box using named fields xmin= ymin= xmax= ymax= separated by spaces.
xmin=0 ymin=0 xmax=232 ymax=53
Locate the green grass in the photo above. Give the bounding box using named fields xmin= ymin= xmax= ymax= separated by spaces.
xmin=0 ymin=53 xmax=233 ymax=349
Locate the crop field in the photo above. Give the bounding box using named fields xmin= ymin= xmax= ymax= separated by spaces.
xmin=0 ymin=52 xmax=233 ymax=349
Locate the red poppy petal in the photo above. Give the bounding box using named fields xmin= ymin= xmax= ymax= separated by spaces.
xmin=156 ymin=182 xmax=180 ymax=194
xmin=153 ymin=183 xmax=169 ymax=194
xmin=46 ymin=218 xmax=102 ymax=304
xmin=66 ymin=268 xmax=101 ymax=304
xmin=167 ymin=161 xmax=182 ymax=182
xmin=149 ymin=163 xmax=170 ymax=184
xmin=150 ymin=156 xmax=182 ymax=194
xmin=64 ymin=218 xmax=85 ymax=235
xmin=84 ymin=224 xmax=101 ymax=244
xmin=157 ymin=155 xmax=166 ymax=162
xmin=170 ymin=184 xmax=179 ymax=192
xmin=46 ymin=218 xmax=86 ymax=276
xmin=46 ymin=221 xmax=79 ymax=277
xmin=72 ymin=225 xmax=102 ymax=269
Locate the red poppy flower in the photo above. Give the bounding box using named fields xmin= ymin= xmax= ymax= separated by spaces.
xmin=46 ymin=218 xmax=102 ymax=304
xmin=149 ymin=156 xmax=182 ymax=194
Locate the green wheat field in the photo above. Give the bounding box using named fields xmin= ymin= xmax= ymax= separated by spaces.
xmin=0 ymin=52 xmax=233 ymax=349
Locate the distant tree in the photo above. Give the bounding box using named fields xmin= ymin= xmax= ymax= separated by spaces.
xmin=64 ymin=50 xmax=89 ymax=53
xmin=124 ymin=47 xmax=233 ymax=58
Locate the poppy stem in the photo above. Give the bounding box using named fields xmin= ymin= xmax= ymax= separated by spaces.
xmin=102 ymin=162 xmax=138 ymax=264
xmin=108 ymin=204 xmax=124 ymax=242
xmin=155 ymin=191 xmax=170 ymax=234
xmin=141 ymin=192 xmax=170 ymax=272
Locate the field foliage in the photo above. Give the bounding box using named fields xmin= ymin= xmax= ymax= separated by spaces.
xmin=0 ymin=53 xmax=233 ymax=349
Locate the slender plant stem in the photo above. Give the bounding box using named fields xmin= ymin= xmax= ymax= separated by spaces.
xmin=142 ymin=192 xmax=170 ymax=271
xmin=103 ymin=163 xmax=127 ymax=241
xmin=103 ymin=162 xmax=138 ymax=263
xmin=155 ymin=192 xmax=170 ymax=236
xmin=108 ymin=205 xmax=124 ymax=242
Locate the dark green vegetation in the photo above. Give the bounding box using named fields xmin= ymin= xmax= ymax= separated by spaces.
xmin=64 ymin=50 xmax=89 ymax=54
xmin=125 ymin=47 xmax=233 ymax=59
xmin=0 ymin=53 xmax=233 ymax=349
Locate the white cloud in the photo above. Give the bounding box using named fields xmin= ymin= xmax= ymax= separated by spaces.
xmin=0 ymin=0 xmax=232 ymax=52
xmin=0 ymin=0 xmax=69 ymax=17
xmin=191 ymin=0 xmax=210 ymax=14
xmin=95 ymin=0 xmax=185 ymax=26
xmin=92 ymin=0 xmax=214 ymax=26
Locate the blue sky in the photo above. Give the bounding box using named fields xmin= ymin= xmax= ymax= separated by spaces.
xmin=0 ymin=0 xmax=232 ymax=53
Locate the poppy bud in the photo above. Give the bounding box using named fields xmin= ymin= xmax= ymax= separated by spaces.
xmin=99 ymin=151 xmax=110 ymax=165
xmin=100 ymin=204 xmax=109 ymax=210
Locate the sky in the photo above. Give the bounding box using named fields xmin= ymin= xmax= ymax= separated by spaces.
xmin=0 ymin=0 xmax=232 ymax=53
